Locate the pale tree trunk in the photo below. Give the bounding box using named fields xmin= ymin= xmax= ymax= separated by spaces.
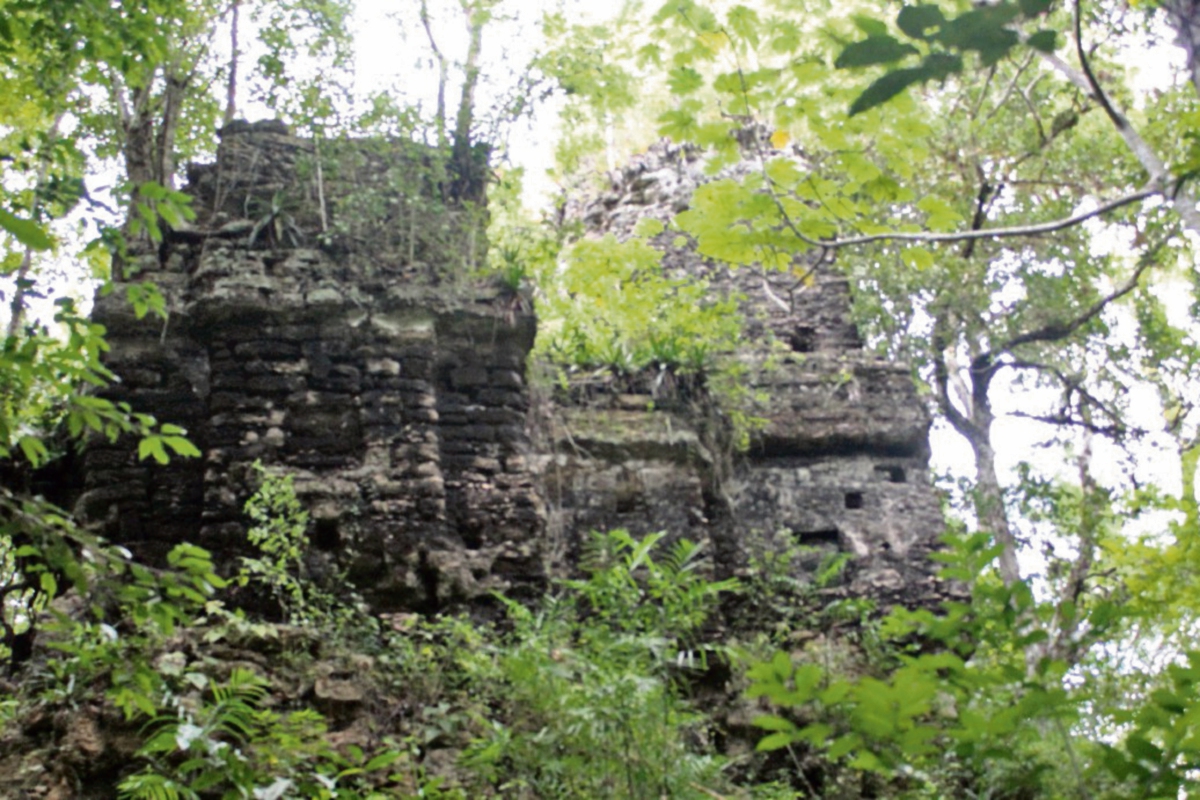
xmin=115 ymin=59 xmax=191 ymax=249
xmin=224 ymin=0 xmax=240 ymax=126
xmin=967 ymin=428 xmax=1023 ymax=585
xmin=1161 ymin=0 xmax=1200 ymax=98
xmin=933 ymin=315 xmax=1023 ymax=586
xmin=451 ymin=0 xmax=487 ymax=200
xmin=419 ymin=0 xmax=449 ymax=149
xmin=1045 ymin=419 xmax=1100 ymax=667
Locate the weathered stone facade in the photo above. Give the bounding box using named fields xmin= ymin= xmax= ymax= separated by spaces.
xmin=544 ymin=139 xmax=948 ymax=607
xmin=80 ymin=122 xmax=950 ymax=613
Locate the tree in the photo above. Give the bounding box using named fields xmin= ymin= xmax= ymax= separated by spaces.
xmin=533 ymin=0 xmax=1200 ymax=792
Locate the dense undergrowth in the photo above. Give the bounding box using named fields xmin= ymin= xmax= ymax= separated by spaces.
xmin=1 ymin=468 xmax=1196 ymax=799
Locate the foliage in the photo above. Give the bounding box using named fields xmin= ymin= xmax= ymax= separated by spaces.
xmin=746 ymin=532 xmax=1120 ymax=797
xmin=535 ymin=230 xmax=742 ymax=375
xmin=240 ymin=461 xmax=362 ymax=631
xmin=462 ymin=529 xmax=738 ymax=798
xmin=5 ymin=0 xmax=1200 ymax=797
xmin=118 ymin=668 xmax=402 ymax=800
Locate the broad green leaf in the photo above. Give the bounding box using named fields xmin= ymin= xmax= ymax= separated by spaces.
xmin=1019 ymin=0 xmax=1053 ymax=15
xmin=1028 ymin=29 xmax=1057 ymax=52
xmin=634 ymin=217 xmax=666 ymax=238
xmin=667 ymin=66 xmax=704 ymax=95
xmin=850 ymin=15 xmax=888 ymax=37
xmin=849 ymin=67 xmax=928 ymax=116
xmin=727 ymin=5 xmax=761 ymax=47
xmin=138 ymin=437 xmax=169 ymax=465
xmin=1126 ymin=734 xmax=1164 ymax=763
xmin=1151 ymin=689 xmax=1187 ymax=714
xmin=897 ymin=5 xmax=946 ymax=40
xmin=827 ymin=733 xmax=861 ymax=759
xmin=17 ymin=434 xmax=49 ymax=466
xmin=0 ymin=208 xmax=53 ymax=251
xmin=835 ymin=35 xmax=920 ymax=69
xmin=753 ymin=714 xmax=798 ymax=732
xmin=164 ymin=436 xmax=201 ymax=458
xmin=917 ymin=196 xmax=964 ymax=230
xmin=901 ymin=246 xmax=935 ymax=270
xmin=756 ymin=731 xmax=797 ymax=751
xmin=938 ymin=6 xmax=1020 ymax=65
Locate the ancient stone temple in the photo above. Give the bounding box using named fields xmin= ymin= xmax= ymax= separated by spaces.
xmin=79 ymin=121 xmax=951 ymax=614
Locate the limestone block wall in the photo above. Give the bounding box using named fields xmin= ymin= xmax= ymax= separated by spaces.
xmin=554 ymin=139 xmax=952 ymax=607
xmin=82 ymin=122 xmax=543 ymax=612
xmin=81 ymin=122 xmax=952 ymax=615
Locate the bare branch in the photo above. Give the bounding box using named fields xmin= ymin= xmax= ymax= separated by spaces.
xmin=1008 ymin=409 xmax=1129 ymax=438
xmin=791 ymin=188 xmax=1157 ymax=249
xmin=1074 ymin=0 xmax=1127 ymax=137
xmin=932 ymin=313 xmax=978 ymax=441
xmin=419 ymin=0 xmax=449 ymax=148
xmin=983 ymin=50 xmax=1036 ymax=124
xmin=998 ymin=252 xmax=1154 ymax=352
xmin=1025 ymin=7 xmax=1200 ymax=237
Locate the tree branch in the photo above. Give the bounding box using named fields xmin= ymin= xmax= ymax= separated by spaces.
xmin=783 ymin=187 xmax=1157 ymax=249
xmin=932 ymin=312 xmax=979 ymax=441
xmin=1024 ymin=5 xmax=1200 ymax=237
xmin=997 ymin=252 xmax=1154 ymax=353
xmin=419 ymin=0 xmax=449 ymax=149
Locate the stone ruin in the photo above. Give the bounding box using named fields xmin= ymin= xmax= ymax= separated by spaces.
xmin=77 ymin=120 xmax=953 ymax=616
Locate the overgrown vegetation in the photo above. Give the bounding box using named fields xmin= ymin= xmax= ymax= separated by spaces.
xmin=5 ymin=0 xmax=1200 ymax=796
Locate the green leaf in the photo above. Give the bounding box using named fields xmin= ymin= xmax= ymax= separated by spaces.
xmin=667 ymin=66 xmax=704 ymax=95
xmin=1151 ymin=689 xmax=1187 ymax=714
xmin=164 ymin=436 xmax=201 ymax=458
xmin=827 ymin=733 xmax=861 ymax=759
xmin=922 ymin=51 xmax=964 ymax=80
xmin=0 ymin=208 xmax=53 ymax=251
xmin=634 ymin=217 xmax=666 ymax=238
xmin=835 ymin=35 xmax=920 ymax=69
xmin=938 ymin=6 xmax=1020 ymax=65
xmin=848 ymin=67 xmax=927 ymax=116
xmin=1027 ymin=29 xmax=1057 ymax=52
xmin=727 ymin=5 xmax=761 ymax=46
xmin=897 ymin=5 xmax=946 ymax=40
xmin=138 ymin=437 xmax=169 ymax=465
xmin=900 ymin=246 xmax=934 ymax=270
xmin=1019 ymin=0 xmax=1052 ymax=15
xmin=1126 ymin=734 xmax=1164 ymax=763
xmin=363 ymin=750 xmax=403 ymax=772
xmin=756 ymin=731 xmax=797 ymax=751
xmin=850 ymin=15 xmax=889 ymax=37
xmin=917 ymin=195 xmax=964 ymax=230
xmin=18 ymin=434 xmax=49 ymax=466
xmin=753 ymin=714 xmax=798 ymax=732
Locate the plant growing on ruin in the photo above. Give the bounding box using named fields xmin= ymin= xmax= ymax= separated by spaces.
xmin=463 ymin=529 xmax=738 ymax=798
xmin=118 ymin=667 xmax=405 ymax=800
xmin=239 ymin=462 xmax=360 ymax=630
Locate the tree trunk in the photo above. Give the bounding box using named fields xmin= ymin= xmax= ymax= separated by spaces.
xmin=224 ymin=0 xmax=240 ymax=126
xmin=119 ymin=61 xmax=189 ymax=250
xmin=451 ymin=0 xmax=487 ymax=201
xmin=1161 ymin=0 xmax=1200 ymax=98
xmin=966 ymin=422 xmax=1022 ymax=586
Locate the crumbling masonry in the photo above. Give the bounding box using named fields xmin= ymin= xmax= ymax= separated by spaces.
xmin=80 ymin=121 xmax=951 ymax=613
